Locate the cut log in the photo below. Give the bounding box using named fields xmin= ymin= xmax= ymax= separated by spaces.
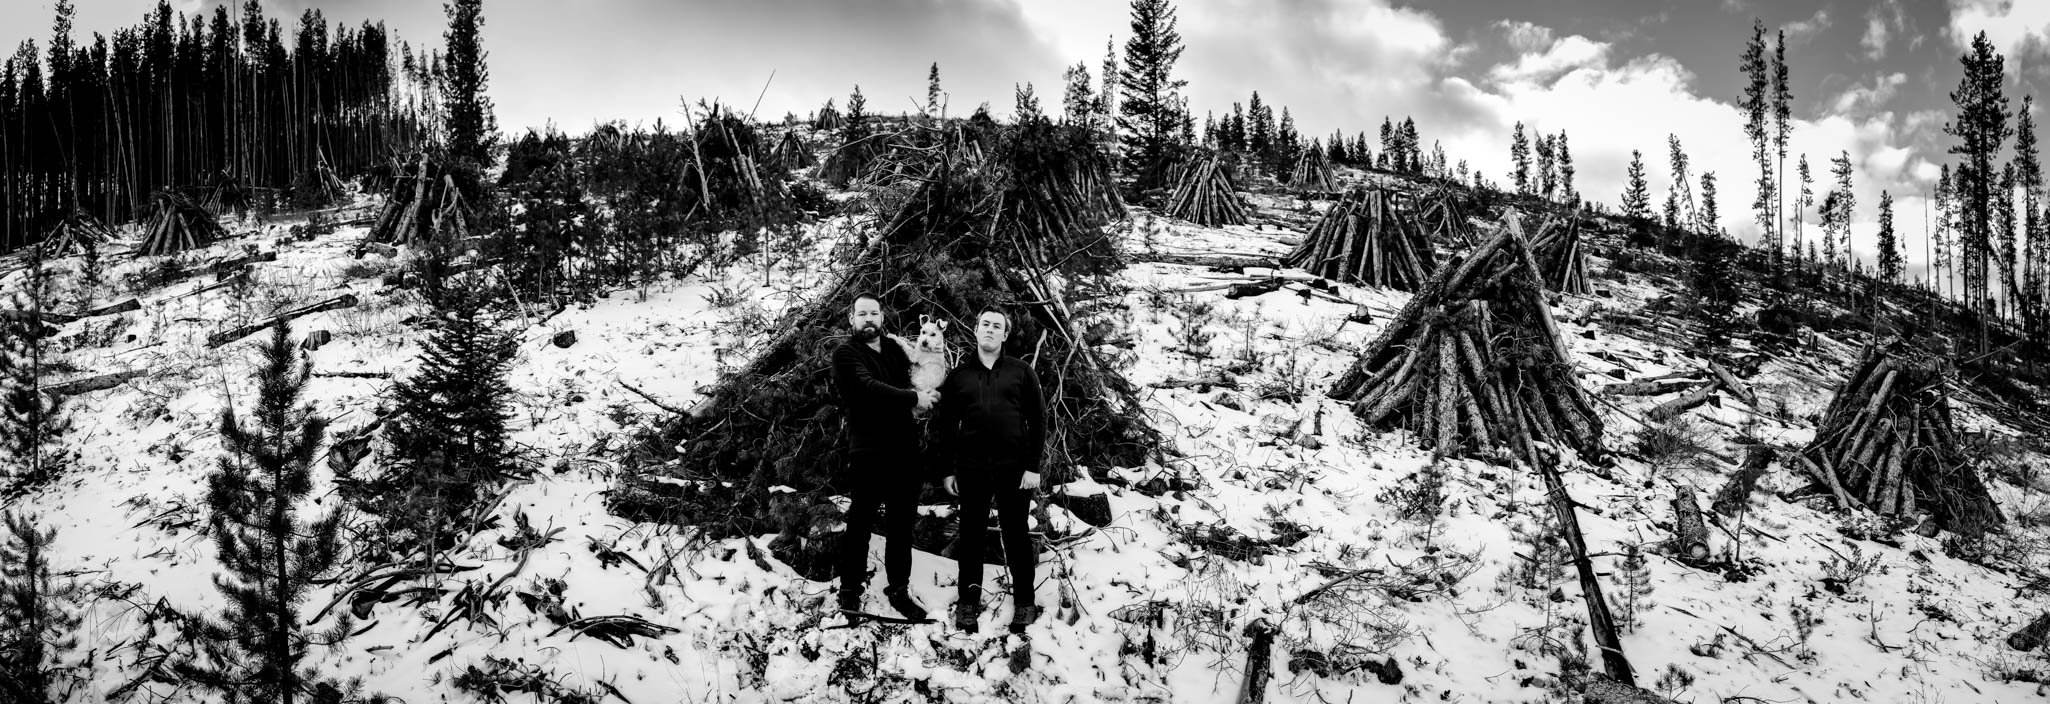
xmin=1237 ymin=618 xmax=1279 ymax=704
xmin=1166 ymin=155 xmax=1248 ymax=227
xmin=1705 ymin=360 xmax=1758 ymax=408
xmin=206 ymin=295 xmax=361 ymax=348
xmin=43 ymin=369 xmax=148 ymax=396
xmin=1669 ymin=486 xmax=1710 ymax=562
xmin=210 ymin=251 xmax=277 ymax=275
xmin=1282 ymin=187 xmax=1437 ymax=291
xmin=1646 ymin=382 xmax=1717 ymax=422
xmin=1132 ymin=252 xmax=1281 ymax=270
xmin=1286 ymin=149 xmax=1335 ymax=192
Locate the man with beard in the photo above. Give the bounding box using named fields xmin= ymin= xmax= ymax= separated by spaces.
xmin=933 ymin=307 xmax=1046 ymax=634
xmin=830 ymin=294 xmax=938 ymax=620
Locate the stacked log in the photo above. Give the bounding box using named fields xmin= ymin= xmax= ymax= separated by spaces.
xmin=1415 ymin=188 xmax=1478 ymax=246
xmin=37 ymin=211 xmax=113 ymax=258
xmin=1288 ymin=148 xmax=1336 ymax=192
xmin=1529 ymin=215 xmax=1591 ymax=295
xmin=1282 ymin=188 xmax=1435 ymax=291
xmin=771 ymin=130 xmax=816 ymax=169
xmin=362 ymin=152 xmax=471 ymax=248
xmin=1328 ymin=212 xmax=1603 ymax=460
xmin=813 ymin=101 xmax=845 ymax=131
xmin=1166 ymin=155 xmax=1247 ymax=227
xmin=201 ymin=170 xmax=253 ymax=215
xmin=1797 ymin=344 xmax=2002 ymax=536
xmin=137 ymin=190 xmax=228 ymax=257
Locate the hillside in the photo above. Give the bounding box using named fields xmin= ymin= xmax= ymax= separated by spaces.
xmin=6 ymin=162 xmax=2050 ymax=704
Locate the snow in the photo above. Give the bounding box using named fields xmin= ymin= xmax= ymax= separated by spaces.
xmin=8 ymin=184 xmax=2050 ymax=704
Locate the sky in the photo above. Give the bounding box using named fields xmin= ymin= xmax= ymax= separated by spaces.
xmin=6 ymin=0 xmax=2050 ymax=282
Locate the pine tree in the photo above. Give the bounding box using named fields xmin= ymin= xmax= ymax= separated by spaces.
xmin=1663 ymin=190 xmax=1681 ymax=232
xmin=1352 ymin=133 xmax=1371 ymax=168
xmin=1668 ymin=134 xmax=1696 ymax=229
xmin=1699 ymin=171 xmax=1720 ymax=233
xmin=843 ymin=85 xmax=870 ymax=143
xmin=1878 ymin=190 xmax=1902 ymax=282
xmin=1795 ymin=155 xmax=1814 ymax=265
xmin=1248 ymin=92 xmax=1271 ymax=157
xmin=1511 ymin=122 xmax=1531 ymax=194
xmin=2016 ymin=95 xmax=2045 ymax=344
xmin=0 ymin=511 xmax=84 ymax=704
xmin=441 ymin=0 xmax=494 ymax=199
xmin=1742 ymin=19 xmax=1775 ymax=258
xmin=1061 ymin=61 xmax=1093 ymax=126
xmin=927 ymin=62 xmax=943 ymax=118
xmin=1773 ymin=30 xmax=1794 ymax=265
xmin=0 ymin=248 xmax=69 ymax=489
xmin=1936 ymin=164 xmax=1956 ymax=297
xmin=1399 ymin=117 xmax=1420 ymax=173
xmin=1948 ymin=31 xmax=2014 ymax=352
xmin=1999 ymin=162 xmax=2019 ymax=319
xmin=1277 ymin=107 xmax=1299 ymax=168
xmin=1536 ymin=133 xmax=1556 ymax=201
xmin=1013 ymin=82 xmax=1042 ymax=122
xmin=172 ymin=322 xmax=346 ymax=704
xmin=1327 ymin=130 xmax=1347 ymax=164
xmin=1117 ymin=0 xmax=1188 ymax=187
xmin=1830 ymin=151 xmax=1856 ymax=270
xmin=1556 ymin=131 xmax=1576 ymax=205
xmin=1622 ymin=150 xmax=1651 ymax=219
xmin=1098 ymin=37 xmax=1119 ymax=145
xmin=373 ymin=286 xmax=519 ymax=563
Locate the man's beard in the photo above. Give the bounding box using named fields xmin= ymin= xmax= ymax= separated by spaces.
xmin=853 ymin=324 xmax=881 ymax=341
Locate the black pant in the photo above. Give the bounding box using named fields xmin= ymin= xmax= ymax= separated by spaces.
xmin=956 ymin=466 xmax=1035 ymax=607
xmin=837 ymin=452 xmax=920 ymax=595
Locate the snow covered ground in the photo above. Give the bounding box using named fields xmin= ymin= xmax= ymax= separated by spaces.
xmin=10 ymin=182 xmax=2050 ymax=703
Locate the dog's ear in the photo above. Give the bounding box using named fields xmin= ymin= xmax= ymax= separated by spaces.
xmin=936 ymin=319 xmax=949 ymax=332
xmin=919 ymin=313 xmax=931 ymax=327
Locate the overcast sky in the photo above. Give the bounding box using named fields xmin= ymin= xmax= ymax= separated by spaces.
xmin=6 ymin=0 xmax=2050 ymax=281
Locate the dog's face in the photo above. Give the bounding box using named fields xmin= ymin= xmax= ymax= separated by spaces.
xmin=913 ymin=316 xmax=948 ymax=354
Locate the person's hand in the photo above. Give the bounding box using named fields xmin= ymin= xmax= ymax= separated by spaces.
xmin=943 ymin=475 xmax=959 ymax=496
xmin=1018 ymin=471 xmax=1041 ymax=491
xmin=916 ymin=388 xmax=939 ymax=409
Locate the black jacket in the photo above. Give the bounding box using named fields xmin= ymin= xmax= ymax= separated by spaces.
xmin=930 ymin=353 xmax=1045 ymax=475
xmin=831 ymin=336 xmax=918 ymax=456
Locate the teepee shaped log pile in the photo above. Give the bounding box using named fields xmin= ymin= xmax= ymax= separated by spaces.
xmin=363 ymin=152 xmax=471 ymax=248
xmin=1530 ymin=215 xmax=1592 ymax=294
xmin=1329 ymin=213 xmax=1603 ymax=460
xmin=1797 ymin=345 xmax=2001 ymax=536
xmin=1283 ymin=187 xmax=1436 ymax=290
xmin=1416 ymin=188 xmax=1478 ymax=246
xmin=610 ymin=122 xmax=1159 ymax=578
xmin=772 ymin=130 xmax=816 ymax=169
xmin=138 ymin=190 xmax=229 ymax=256
xmin=38 ymin=211 xmax=113 ymax=257
xmin=813 ymin=101 xmax=845 ymax=131
xmin=1166 ymin=155 xmax=1247 ymax=226
xmin=201 ymin=170 xmax=253 ymax=215
xmin=1289 ymin=148 xmax=1336 ymax=192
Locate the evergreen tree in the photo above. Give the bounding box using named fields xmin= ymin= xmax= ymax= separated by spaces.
xmin=1878 ymin=190 xmax=1902 ymax=282
xmin=1663 ymin=190 xmax=1681 ymax=232
xmin=1014 ymin=82 xmax=1042 ymax=122
xmin=172 ymin=322 xmax=346 ymax=704
xmin=1277 ymin=107 xmax=1299 ymax=167
xmin=0 ymin=511 xmax=84 ymax=704
xmin=1352 ymin=133 xmax=1371 ymax=168
xmin=1741 ymin=18 xmax=1777 ymax=259
xmin=843 ymin=85 xmax=870 ymax=143
xmin=1117 ymin=0 xmax=1188 ymax=186
xmin=1536 ymin=133 xmax=1556 ymax=200
xmin=1691 ymin=226 xmax=1744 ymax=353
xmin=1773 ymin=30 xmax=1794 ymax=264
xmin=1795 ymin=154 xmax=1814 ymax=264
xmin=1622 ymin=150 xmax=1651 ymax=219
xmin=1830 ymin=150 xmax=1855 ymax=269
xmin=0 ymin=248 xmax=68 ymax=489
xmin=2017 ymin=95 xmax=2045 ymax=344
xmin=441 ymin=0 xmax=494 ymax=198
xmin=1099 ymin=37 xmax=1119 ymax=145
xmin=369 ymin=286 xmax=519 ymax=563
xmin=1948 ymin=31 xmax=2014 ymax=351
xmin=1061 ymin=61 xmax=1093 ymax=125
xmin=1379 ymin=117 xmax=1395 ymax=169
xmin=1247 ymin=92 xmax=1271 ymax=157
xmin=1556 ymin=131 xmax=1576 ymax=205
xmin=1936 ymin=164 xmax=1956 ymax=297
xmin=927 ymin=62 xmax=943 ymax=118
xmin=1999 ymin=161 xmax=2019 ymax=317
xmin=1511 ymin=122 xmax=1531 ymax=194
xmin=1399 ymin=117 xmax=1420 ymax=173
xmin=1668 ymin=134 xmax=1696 ymax=230
xmin=1699 ymin=171 xmax=1719 ymax=234
xmin=1327 ymin=130 xmax=1347 ymax=164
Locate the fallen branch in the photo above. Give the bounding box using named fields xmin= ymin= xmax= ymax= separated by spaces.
xmin=43 ymin=369 xmax=148 ymax=396
xmin=206 ymin=294 xmax=360 ymax=348
xmin=619 ymin=380 xmax=689 ymax=416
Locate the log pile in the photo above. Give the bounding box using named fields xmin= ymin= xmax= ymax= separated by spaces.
xmin=1166 ymin=155 xmax=1247 ymax=227
xmin=816 ymin=135 xmax=883 ymax=188
xmin=771 ymin=130 xmax=816 ymax=169
xmin=137 ymin=190 xmax=228 ymax=256
xmin=1529 ymin=215 xmax=1592 ymax=295
xmin=1415 ymin=188 xmax=1478 ymax=246
xmin=1282 ymin=187 xmax=1435 ymax=291
xmin=1605 ymin=360 xmax=1758 ymax=421
xmin=1288 ymin=148 xmax=1336 ymax=192
xmin=201 ymin=170 xmax=253 ymax=215
xmin=609 ymin=121 xmax=1159 ymax=579
xmin=1328 ymin=212 xmax=1603 ymax=460
xmin=361 ymin=152 xmax=471 ymax=248
xmin=294 ymin=159 xmax=349 ymax=208
xmin=37 ymin=211 xmax=113 ymax=258
xmin=812 ymin=101 xmax=845 ymax=131
xmin=1796 ymin=344 xmax=2001 ymax=535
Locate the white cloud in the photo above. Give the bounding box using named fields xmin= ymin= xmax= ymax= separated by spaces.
xmin=1863 ymin=3 xmax=1895 ymax=60
xmin=1784 ymin=8 xmax=1832 ymax=45
xmin=1488 ymin=33 xmax=1610 ymax=85
xmin=1947 ymin=0 xmax=2050 ymax=56
xmin=1830 ymin=72 xmax=1910 ymax=115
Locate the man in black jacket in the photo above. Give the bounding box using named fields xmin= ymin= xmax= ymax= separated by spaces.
xmin=933 ymin=307 xmax=1046 ymax=634
xmin=830 ymin=294 xmax=937 ymax=619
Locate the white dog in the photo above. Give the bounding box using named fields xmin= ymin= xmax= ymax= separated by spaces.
xmin=890 ymin=315 xmax=951 ymax=416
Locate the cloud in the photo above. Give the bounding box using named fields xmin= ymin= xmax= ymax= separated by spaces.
xmin=1488 ymin=32 xmax=1609 ymax=85
xmin=1829 ymin=72 xmax=1910 ymax=115
xmin=1947 ymin=0 xmax=2050 ymax=56
xmin=1863 ymin=1 xmax=1897 ymax=60
xmin=1784 ymin=8 xmax=1832 ymax=45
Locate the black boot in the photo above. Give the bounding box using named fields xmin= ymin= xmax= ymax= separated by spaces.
xmin=1008 ymin=602 xmax=1041 ymax=633
xmin=837 ymin=588 xmax=862 ymax=612
xmin=953 ymin=591 xmax=981 ymax=633
xmin=885 ymin=587 xmax=927 ymax=621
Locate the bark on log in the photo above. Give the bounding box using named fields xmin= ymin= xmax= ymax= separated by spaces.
xmin=1132 ymin=252 xmax=1280 ymax=270
xmin=1706 ymin=360 xmax=1758 ymax=408
xmin=43 ymin=369 xmax=148 ymax=396
xmin=206 ymin=295 xmax=360 ymax=348
xmin=1646 ymin=382 xmax=1717 ymax=422
xmin=1237 ymin=619 xmax=1279 ymax=704
xmin=1669 ymin=485 xmax=1710 ymax=561
xmin=1711 ymin=445 xmax=1777 ymax=517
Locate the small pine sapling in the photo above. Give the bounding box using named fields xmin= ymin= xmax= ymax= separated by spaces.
xmin=0 ymin=511 xmax=86 ymax=704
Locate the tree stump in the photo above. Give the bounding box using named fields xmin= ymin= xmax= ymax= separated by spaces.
xmin=552 ymin=330 xmax=578 ymax=349
xmin=1670 ymin=485 xmax=1710 ymax=562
